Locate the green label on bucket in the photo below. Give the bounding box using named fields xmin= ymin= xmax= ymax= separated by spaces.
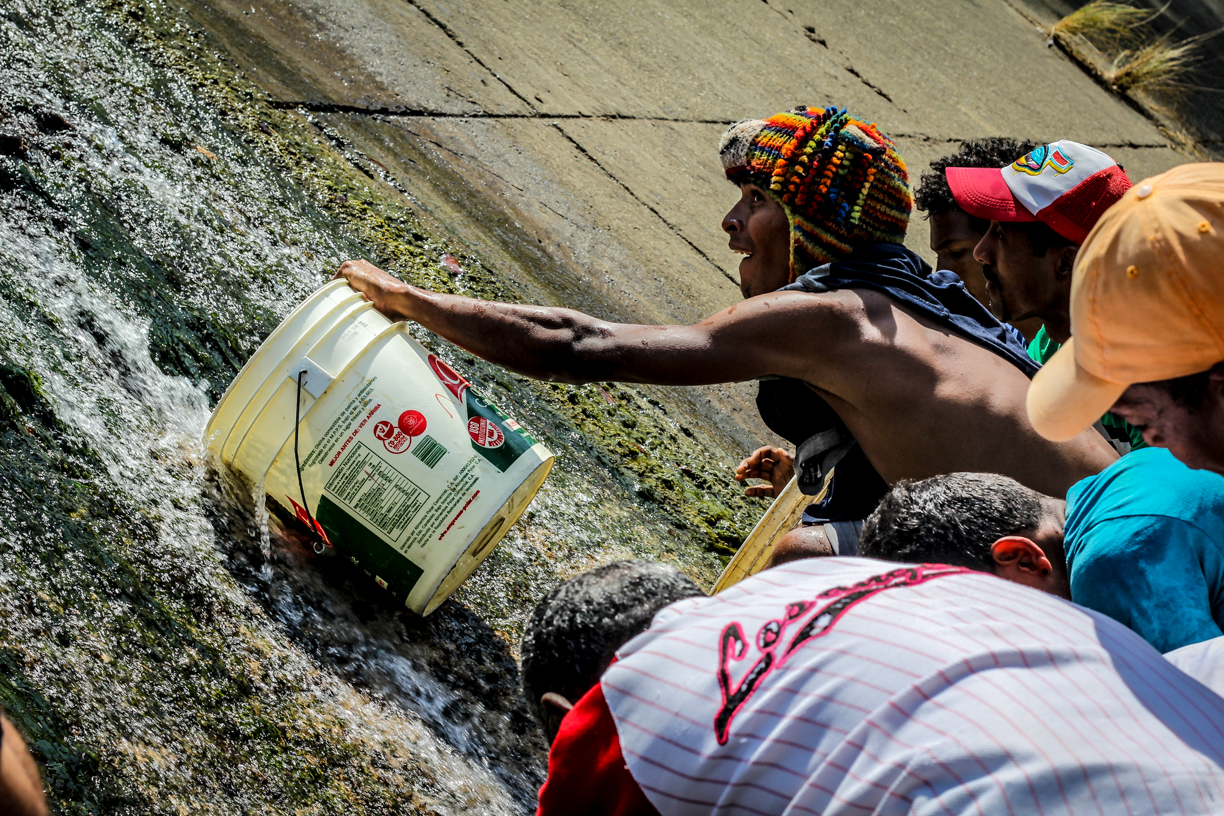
xmin=316 ymin=495 xmax=425 ymax=603
xmin=464 ymin=389 xmax=536 ymax=473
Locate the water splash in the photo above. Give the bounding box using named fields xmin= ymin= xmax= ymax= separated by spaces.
xmin=1 ymin=1 xmax=544 ymax=810
xmin=0 ymin=0 xmax=740 ymax=810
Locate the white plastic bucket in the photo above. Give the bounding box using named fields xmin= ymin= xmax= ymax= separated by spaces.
xmin=206 ymin=282 xmax=554 ymax=615
xmin=205 ymin=280 xmax=356 ymax=458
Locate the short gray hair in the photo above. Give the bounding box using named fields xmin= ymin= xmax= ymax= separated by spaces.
xmin=859 ymin=473 xmax=1045 ymax=570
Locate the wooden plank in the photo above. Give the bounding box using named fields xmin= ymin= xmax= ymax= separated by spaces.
xmin=713 ymin=475 xmax=821 ymax=593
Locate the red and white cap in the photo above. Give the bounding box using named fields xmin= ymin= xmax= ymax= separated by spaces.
xmin=946 ymin=140 xmax=1132 ymax=244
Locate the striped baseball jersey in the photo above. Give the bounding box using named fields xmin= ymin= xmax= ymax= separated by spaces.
xmin=595 ymin=558 xmax=1224 ymax=815
xmin=1166 ymin=636 xmax=1224 ymax=699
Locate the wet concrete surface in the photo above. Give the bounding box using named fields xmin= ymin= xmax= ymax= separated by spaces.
xmin=181 ymin=0 xmax=1192 ymax=296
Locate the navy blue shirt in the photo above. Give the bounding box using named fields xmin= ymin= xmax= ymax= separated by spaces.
xmin=1065 ymin=447 xmax=1224 ymax=653
xmin=785 ymin=245 xmax=1039 ymax=377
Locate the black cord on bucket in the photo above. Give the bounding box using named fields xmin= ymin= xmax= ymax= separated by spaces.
xmin=295 ymin=369 xmax=328 ymax=555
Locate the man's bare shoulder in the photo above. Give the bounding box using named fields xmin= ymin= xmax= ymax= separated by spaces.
xmin=704 ymin=288 xmax=866 ymax=336
xmin=715 ymin=286 xmax=992 ymax=396
xmin=686 ymin=288 xmax=870 ymax=389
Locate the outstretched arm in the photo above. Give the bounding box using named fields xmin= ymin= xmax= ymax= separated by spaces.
xmin=335 ymin=260 xmax=845 ymax=388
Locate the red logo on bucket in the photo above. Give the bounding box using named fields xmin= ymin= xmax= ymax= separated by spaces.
xmin=429 ymin=354 xmax=470 ymax=401
xmin=374 ymin=419 xmax=411 ymax=454
xmin=398 ymin=410 xmax=427 ymax=437
xmin=468 ymin=417 xmax=504 ymax=448
xmin=287 ymin=497 xmax=331 ymax=546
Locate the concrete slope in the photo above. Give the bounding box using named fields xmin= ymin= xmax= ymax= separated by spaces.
xmin=180 ymin=0 xmax=1192 ymax=464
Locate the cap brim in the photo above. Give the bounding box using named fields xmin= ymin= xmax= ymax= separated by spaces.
xmin=946 ymin=167 xmax=1038 ymax=223
xmin=1027 ymin=338 xmax=1128 ymax=442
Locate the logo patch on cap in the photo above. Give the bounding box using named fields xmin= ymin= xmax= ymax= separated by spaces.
xmin=1012 ymin=145 xmax=1074 ymax=177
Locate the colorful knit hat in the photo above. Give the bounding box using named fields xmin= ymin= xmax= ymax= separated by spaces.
xmin=719 ymin=106 xmax=912 ymax=281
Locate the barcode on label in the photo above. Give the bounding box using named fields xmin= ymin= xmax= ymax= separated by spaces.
xmin=413 ymin=435 xmax=448 ymax=468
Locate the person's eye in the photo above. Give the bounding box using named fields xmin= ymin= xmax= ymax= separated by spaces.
xmin=948 ymin=249 xmax=966 ymax=259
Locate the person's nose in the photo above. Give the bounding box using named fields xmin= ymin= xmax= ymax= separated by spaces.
xmin=722 ymin=204 xmax=743 ymax=235
xmin=973 ymin=228 xmax=996 ymax=266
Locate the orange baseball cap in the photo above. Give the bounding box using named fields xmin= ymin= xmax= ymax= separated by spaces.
xmin=1027 ymin=162 xmax=1224 ymax=441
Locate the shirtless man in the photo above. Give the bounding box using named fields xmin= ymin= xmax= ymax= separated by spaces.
xmin=336 ymin=106 xmax=1115 ymax=538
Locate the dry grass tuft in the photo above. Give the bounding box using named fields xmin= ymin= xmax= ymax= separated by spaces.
xmin=1044 ymin=1 xmax=1217 ymax=158
xmin=1107 ymin=31 xmax=1206 ymax=93
xmin=1047 ymin=2 xmax=1215 ymax=97
xmin=1048 ymin=1 xmax=1158 ymax=47
xmin=1157 ymin=125 xmax=1212 ymax=161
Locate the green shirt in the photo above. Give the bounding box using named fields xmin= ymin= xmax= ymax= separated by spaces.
xmin=1027 ymin=325 xmax=1147 ymax=453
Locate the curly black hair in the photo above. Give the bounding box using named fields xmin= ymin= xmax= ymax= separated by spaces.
xmin=914 ymin=138 xmax=1043 ymax=222
xmin=520 ymin=560 xmax=702 ymax=726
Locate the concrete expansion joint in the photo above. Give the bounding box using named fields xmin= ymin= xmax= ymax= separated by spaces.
xmin=1091 ymin=141 xmax=1189 ymax=150
xmin=402 ymin=0 xmax=538 ymax=113
xmin=550 ymin=123 xmax=737 ymax=287
xmin=752 ymin=0 xmax=899 ymax=110
xmin=889 ymin=132 xmax=1172 ymax=152
xmin=842 ymin=64 xmax=896 ymax=106
xmin=268 ymin=100 xmax=735 ymax=125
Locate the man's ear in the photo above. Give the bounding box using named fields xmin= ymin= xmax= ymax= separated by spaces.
xmin=541 ymin=692 xmax=574 ymax=717
xmin=1055 ymin=244 xmax=1078 ymax=281
xmin=540 ymin=691 xmax=575 ymax=744
xmin=990 ymin=536 xmax=1055 ymax=587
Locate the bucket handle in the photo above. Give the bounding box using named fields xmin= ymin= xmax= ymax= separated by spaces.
xmin=295 ymin=369 xmax=330 ymax=555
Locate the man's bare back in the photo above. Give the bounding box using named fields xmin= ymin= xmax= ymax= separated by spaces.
xmin=335 ymin=260 xmax=1116 ymax=499
xmin=804 ymin=288 xmax=1115 ymax=496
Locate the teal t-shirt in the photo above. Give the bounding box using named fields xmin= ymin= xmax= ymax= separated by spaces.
xmin=1065 ymin=447 xmax=1224 ymax=652
xmin=1027 ymin=326 xmax=1147 ymax=453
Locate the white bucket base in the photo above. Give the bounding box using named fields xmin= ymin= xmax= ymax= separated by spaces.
xmin=422 ymin=456 xmax=553 ymax=615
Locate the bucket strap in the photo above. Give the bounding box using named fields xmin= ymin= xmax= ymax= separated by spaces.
xmin=295 ymin=369 xmax=330 ymax=554
xmin=791 ymin=381 xmax=858 ymax=497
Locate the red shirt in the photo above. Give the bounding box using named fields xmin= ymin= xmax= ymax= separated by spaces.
xmin=536 ymin=683 xmax=660 ymax=816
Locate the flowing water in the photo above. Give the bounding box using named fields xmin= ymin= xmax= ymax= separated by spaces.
xmin=0 ymin=0 xmax=762 ymax=812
